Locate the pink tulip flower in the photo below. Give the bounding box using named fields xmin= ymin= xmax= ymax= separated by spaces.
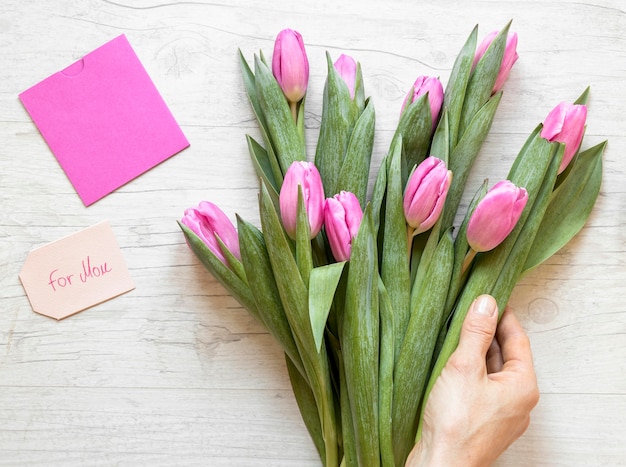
xmin=324 ymin=191 xmax=363 ymax=262
xmin=403 ymin=156 xmax=452 ymax=235
xmin=181 ymin=201 xmax=240 ymax=265
xmin=279 ymin=161 xmax=325 ymax=239
xmin=333 ymin=54 xmax=357 ymax=99
xmin=467 ymin=180 xmax=528 ymax=252
xmin=473 ymin=30 xmax=519 ymax=94
xmin=401 ymin=76 xmax=444 ymax=130
xmin=272 ymin=28 xmax=309 ymax=103
xmin=540 ymin=102 xmax=587 ymax=174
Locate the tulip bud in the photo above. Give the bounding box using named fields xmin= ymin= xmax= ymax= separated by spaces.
xmin=467 ymin=180 xmax=528 ymax=252
xmin=403 ymin=156 xmax=452 ymax=235
xmin=540 ymin=102 xmax=587 ymax=174
xmin=181 ymin=201 xmax=241 ymax=265
xmin=324 ymin=191 xmax=363 ymax=261
xmin=272 ymin=28 xmax=309 ymax=104
xmin=279 ymin=161 xmax=325 ymax=239
xmin=401 ymin=76 xmax=444 ymax=130
xmin=333 ymin=54 xmax=357 ymax=99
xmin=473 ymin=30 xmax=519 ymax=94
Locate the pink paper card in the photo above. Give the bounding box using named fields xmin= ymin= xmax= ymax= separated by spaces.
xmin=19 ymin=35 xmax=189 ymax=206
xmin=19 ymin=221 xmax=135 ymax=320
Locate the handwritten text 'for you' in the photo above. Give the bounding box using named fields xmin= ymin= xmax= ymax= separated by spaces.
xmin=48 ymin=256 xmax=112 ymax=291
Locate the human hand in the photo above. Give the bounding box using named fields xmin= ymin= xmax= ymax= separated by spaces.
xmin=406 ymin=294 xmax=540 ymax=467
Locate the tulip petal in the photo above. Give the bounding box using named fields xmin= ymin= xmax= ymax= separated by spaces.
xmin=181 ymin=202 xmax=240 ymax=265
xmin=401 ymin=76 xmax=444 ymax=130
xmin=403 ymin=157 xmax=451 ymax=233
xmin=325 ymin=191 xmax=363 ymax=262
xmin=540 ymin=103 xmax=567 ymax=140
xmin=333 ymin=54 xmax=357 ymax=99
xmin=197 ymin=201 xmax=241 ymax=259
xmin=272 ymin=29 xmax=309 ymax=103
xmin=466 ymin=180 xmax=528 ymax=252
xmin=540 ymin=102 xmax=587 ymax=173
xmin=280 ymin=161 xmax=325 ymax=239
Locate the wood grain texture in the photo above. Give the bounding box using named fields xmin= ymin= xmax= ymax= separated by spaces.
xmin=1 ymin=0 xmax=625 ymax=465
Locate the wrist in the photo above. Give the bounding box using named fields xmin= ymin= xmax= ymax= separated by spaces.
xmin=405 ymin=442 xmax=445 ymax=467
xmin=405 ymin=440 xmax=470 ymax=467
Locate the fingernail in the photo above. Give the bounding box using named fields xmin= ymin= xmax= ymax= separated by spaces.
xmin=473 ymin=295 xmax=496 ymax=317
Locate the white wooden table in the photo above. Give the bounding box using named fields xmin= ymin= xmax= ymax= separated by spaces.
xmin=1 ymin=1 xmax=624 ymax=465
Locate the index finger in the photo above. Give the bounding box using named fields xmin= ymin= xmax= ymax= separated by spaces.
xmin=497 ymin=308 xmax=535 ymax=371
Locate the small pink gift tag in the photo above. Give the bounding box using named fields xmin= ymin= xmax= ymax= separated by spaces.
xmin=19 ymin=221 xmax=135 ymax=320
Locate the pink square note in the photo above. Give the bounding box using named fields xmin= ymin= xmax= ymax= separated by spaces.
xmin=19 ymin=34 xmax=190 ymax=206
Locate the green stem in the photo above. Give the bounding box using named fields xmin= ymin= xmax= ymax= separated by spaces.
xmin=322 ymin=391 xmax=339 ymax=467
xmin=313 ymin=354 xmax=338 ymax=467
xmin=407 ymin=225 xmax=416 ymax=258
xmin=461 ymin=248 xmax=477 ymax=275
xmin=290 ymin=100 xmax=298 ymax=123
xmin=296 ymin=334 xmax=339 ymax=467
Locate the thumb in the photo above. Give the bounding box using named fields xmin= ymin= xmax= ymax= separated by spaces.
xmin=456 ymin=294 xmax=499 ymax=364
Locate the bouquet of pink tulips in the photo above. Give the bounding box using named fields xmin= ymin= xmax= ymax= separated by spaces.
xmin=179 ymin=23 xmax=605 ymax=467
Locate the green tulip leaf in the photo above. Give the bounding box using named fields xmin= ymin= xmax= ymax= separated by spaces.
xmin=523 ymin=141 xmax=605 ymax=274
xmin=285 ymin=355 xmax=325 ymax=461
xmin=440 ymin=92 xmax=502 ymax=232
xmin=393 ymin=229 xmax=454 ymax=463
xmin=430 ymin=109 xmax=450 ymax=165
xmin=215 ymin=234 xmax=247 ymax=283
xmin=336 ymin=99 xmax=375 ymax=206
xmin=238 ymin=50 xmax=264 ymax=130
xmin=259 ymin=183 xmax=312 ymax=351
xmin=254 ymin=57 xmax=306 ymax=174
xmin=239 ymin=53 xmax=284 ymax=187
xmin=245 ymin=135 xmax=281 ymax=195
xmin=309 ymin=261 xmax=346 ymax=353
xmin=490 ymin=142 xmax=564 ymax=311
xmin=377 ymin=276 xmax=395 ymax=467
xmin=258 ymin=49 xmax=269 ymax=66
xmin=381 ymin=137 xmax=411 ymax=358
xmin=459 ymin=22 xmax=510 ymax=136
xmin=442 ymin=24 xmax=477 ymax=150
xmin=393 ymin=92 xmax=432 ymax=173
xmin=178 ymin=222 xmax=258 ymax=320
xmin=315 ymin=52 xmax=359 ymax=197
xmin=338 ymin=347 xmax=357 ymax=467
xmin=507 ymin=133 xmax=561 ymax=205
xmin=507 ymin=124 xmax=542 ymax=178
xmin=354 ymin=61 xmax=366 ymax=111
xmin=575 ymin=86 xmax=591 ymax=106
xmin=342 ymin=205 xmax=380 ymax=466
xmin=237 ymin=216 xmax=305 ymax=378
xmin=296 ymin=186 xmax=313 ymax=288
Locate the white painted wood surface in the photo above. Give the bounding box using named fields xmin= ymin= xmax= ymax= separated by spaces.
xmin=1 ymin=0 xmax=624 ymax=465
